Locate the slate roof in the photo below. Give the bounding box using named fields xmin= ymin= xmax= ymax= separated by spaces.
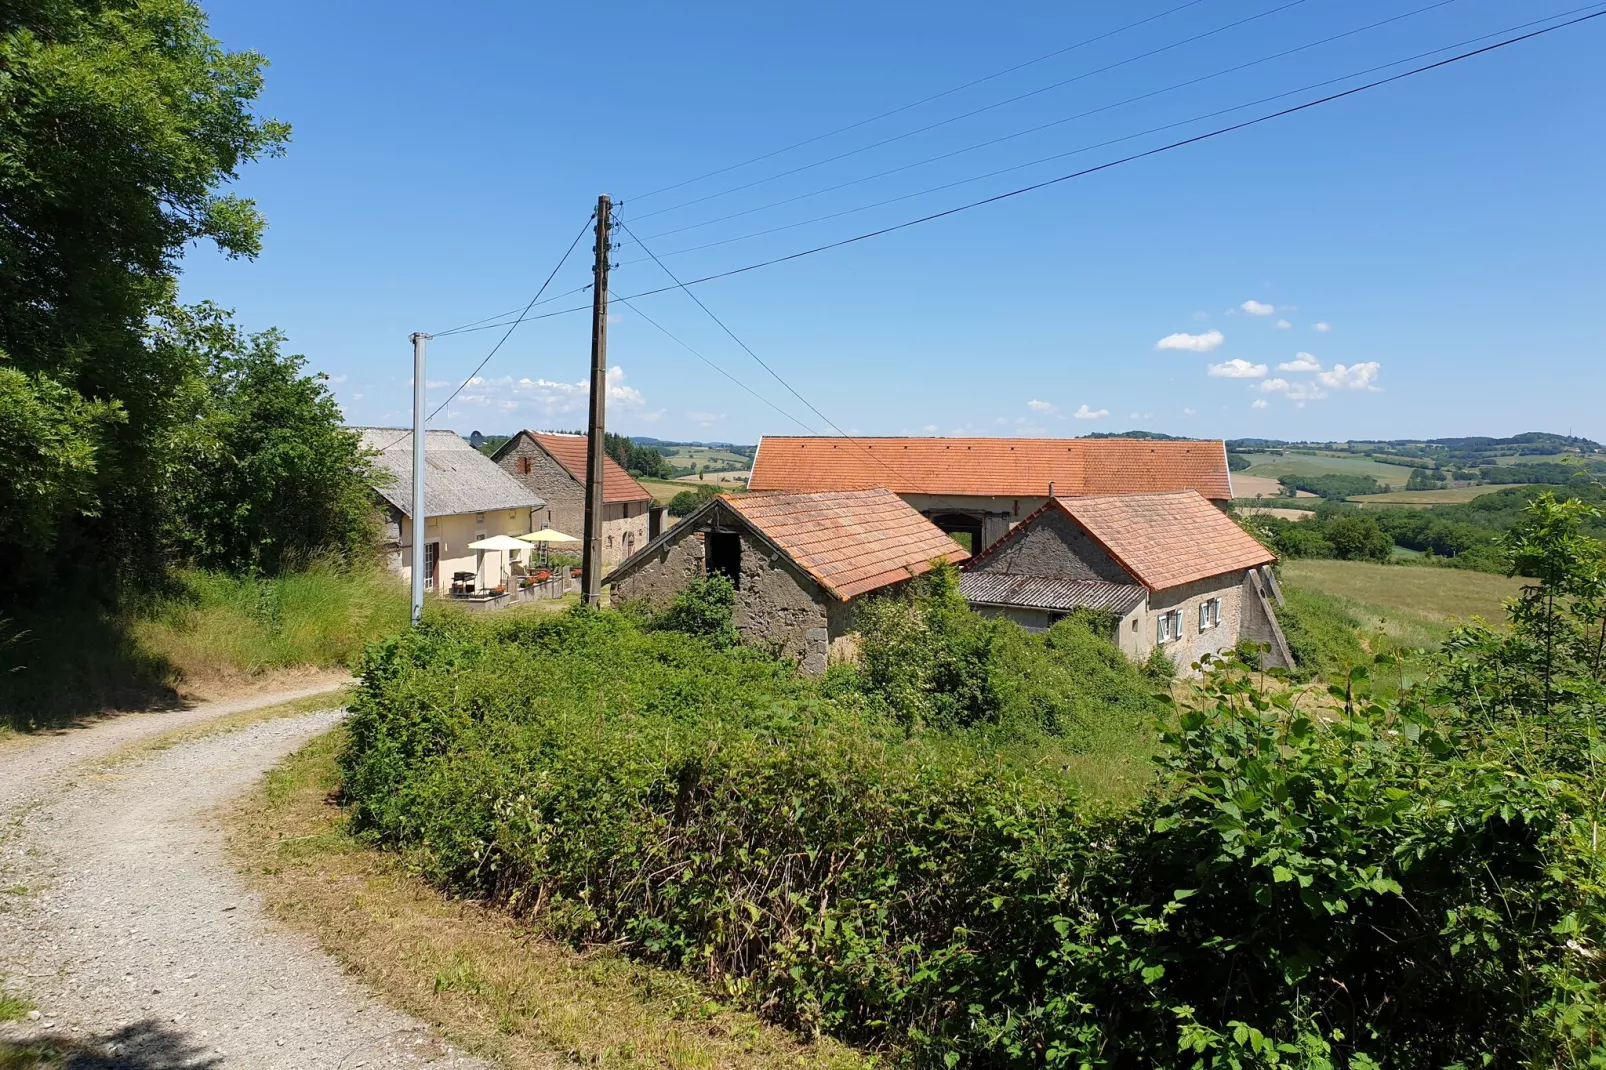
xmin=357 ymin=428 xmax=544 ymax=519
xmin=502 ymin=432 xmax=652 ymax=505
xmin=749 ymin=436 xmax=1234 ymax=501
xmin=603 ymin=489 xmax=969 ymax=601
xmin=958 ymin=574 xmax=1147 ymax=616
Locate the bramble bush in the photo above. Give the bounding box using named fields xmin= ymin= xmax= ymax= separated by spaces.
xmin=341 ymin=500 xmax=1606 ymax=1066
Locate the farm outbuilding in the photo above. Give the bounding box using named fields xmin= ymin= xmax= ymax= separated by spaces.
xmin=492 ymin=430 xmax=658 ymax=569
xmin=960 ymin=491 xmax=1294 ymax=672
xmin=604 ymin=489 xmax=968 ymax=674
xmin=748 ymin=436 xmax=1235 ymax=551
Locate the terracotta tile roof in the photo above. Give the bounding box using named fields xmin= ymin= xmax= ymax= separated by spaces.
xmin=725 ymin=489 xmax=969 ymax=601
xmin=521 ymin=432 xmax=652 ymax=505
xmin=1055 ymin=491 xmax=1275 ymax=591
xmin=750 ymin=436 xmax=1233 ymax=500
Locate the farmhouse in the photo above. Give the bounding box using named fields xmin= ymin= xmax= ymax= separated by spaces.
xmin=492 ymin=430 xmax=657 ymax=568
xmin=748 ymin=436 xmax=1233 ymax=550
xmin=604 ymin=489 xmax=968 ymax=673
xmin=358 ymin=428 xmax=544 ymax=593
xmin=960 ymin=490 xmax=1294 ymax=671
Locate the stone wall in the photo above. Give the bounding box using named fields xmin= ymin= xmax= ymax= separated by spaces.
xmin=496 ymin=434 xmax=649 ymax=568
xmin=1144 ymin=571 xmax=1251 ymax=673
xmin=967 ymin=507 xmax=1131 ymax=582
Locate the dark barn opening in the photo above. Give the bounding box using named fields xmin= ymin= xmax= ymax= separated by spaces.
xmin=927 ymin=512 xmax=985 ymax=554
xmin=707 ymin=530 xmax=742 ymax=588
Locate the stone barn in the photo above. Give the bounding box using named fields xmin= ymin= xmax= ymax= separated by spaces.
xmin=748 ymin=435 xmax=1234 ymax=552
xmin=604 ymin=489 xmax=969 ymax=673
xmin=959 ymin=491 xmax=1294 ymax=672
xmin=492 ymin=430 xmax=657 ymax=568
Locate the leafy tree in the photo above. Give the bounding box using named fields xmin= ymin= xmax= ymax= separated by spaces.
xmin=1324 ymin=514 xmax=1394 ymax=562
xmin=0 ymin=0 xmax=289 ymax=590
xmin=164 ymin=305 xmax=376 ymax=574
xmin=667 ymin=484 xmax=720 ymax=517
xmin=650 ymin=573 xmax=739 ymax=648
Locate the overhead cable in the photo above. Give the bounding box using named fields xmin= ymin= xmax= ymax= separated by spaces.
xmin=629 ymin=0 xmax=1317 ymax=221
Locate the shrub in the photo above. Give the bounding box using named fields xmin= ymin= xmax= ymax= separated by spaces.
xmin=650 ymin=573 xmax=738 ymax=649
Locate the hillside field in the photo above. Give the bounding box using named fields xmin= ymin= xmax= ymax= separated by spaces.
xmin=1280 ymin=559 xmax=1521 ymax=626
xmin=1238 ymin=451 xmax=1416 ymax=484
xmin=1349 ymin=484 xmax=1528 ymax=505
xmin=661 ymin=445 xmax=752 ymax=471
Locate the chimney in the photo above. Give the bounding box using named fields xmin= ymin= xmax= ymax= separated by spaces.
xmin=1048 ymin=481 xmax=1055 ymax=498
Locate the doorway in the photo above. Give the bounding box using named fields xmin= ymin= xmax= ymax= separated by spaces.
xmin=706 ymin=530 xmax=742 ymax=589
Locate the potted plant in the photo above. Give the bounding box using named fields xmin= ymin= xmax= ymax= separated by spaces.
xmin=532 ymin=568 xmax=552 ymax=582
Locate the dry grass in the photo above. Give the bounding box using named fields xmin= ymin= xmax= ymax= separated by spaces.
xmin=227 ymin=729 xmax=871 ymax=1070
xmin=1281 ymin=559 xmax=1522 ymax=626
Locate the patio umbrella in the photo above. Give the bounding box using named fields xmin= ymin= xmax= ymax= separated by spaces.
xmin=517 ymin=527 xmax=579 ymax=567
xmin=468 ymin=534 xmax=529 ymax=590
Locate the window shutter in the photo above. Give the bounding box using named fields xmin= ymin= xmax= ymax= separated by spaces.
xmin=1199 ymin=603 xmax=1208 ymax=632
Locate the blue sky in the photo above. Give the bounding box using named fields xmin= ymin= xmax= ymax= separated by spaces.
xmin=183 ymin=0 xmax=1606 ymax=445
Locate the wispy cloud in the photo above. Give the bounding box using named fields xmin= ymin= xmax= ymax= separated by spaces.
xmin=1073 ymin=404 xmax=1109 ymax=420
xmin=1026 ymin=399 xmax=1059 ymax=414
xmin=1241 ymin=300 xmax=1276 ymax=317
xmin=1313 ymin=321 xmax=1332 ymax=333
xmin=447 ymin=364 xmax=648 ymax=417
xmin=685 ymin=411 xmax=725 ymax=427
xmin=1155 ymin=329 xmax=1224 ymax=353
xmin=1252 ymin=399 xmax=1268 ymax=409
xmin=1277 ymin=352 xmax=1322 ymax=372
xmin=1129 ymin=411 xmax=1154 ymax=420
xmin=1182 ymin=407 xmax=1196 ymax=415
xmin=1208 ymin=358 xmax=1268 ymax=379
xmin=1275 ymin=319 xmax=1291 ymax=330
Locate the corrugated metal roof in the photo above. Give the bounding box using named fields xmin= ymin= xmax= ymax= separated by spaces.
xmin=725 ymin=489 xmax=969 ymax=600
xmin=749 ymin=436 xmax=1233 ymax=500
xmin=356 ymin=428 xmax=544 ymax=519
xmin=959 ymin=574 xmax=1147 ymax=615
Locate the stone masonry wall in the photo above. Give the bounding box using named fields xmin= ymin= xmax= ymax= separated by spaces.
xmin=969 ymin=507 xmax=1131 ymax=583
xmin=497 ymin=435 xmax=649 ymax=568
xmin=1145 ymin=571 xmax=1249 ymax=673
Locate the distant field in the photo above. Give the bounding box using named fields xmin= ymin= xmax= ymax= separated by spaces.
xmin=1239 ymin=451 xmax=1415 ymax=484
xmin=636 ymin=478 xmax=690 ymax=505
xmin=1281 ymin=559 xmax=1521 ymax=625
xmin=661 ymin=445 xmax=751 ymax=470
xmin=1236 ymin=506 xmax=1313 ymax=521
xmin=675 ymin=470 xmax=750 ymax=486
xmin=1232 ymin=473 xmax=1317 ymax=499
xmin=1349 ymin=484 xmax=1527 ymax=505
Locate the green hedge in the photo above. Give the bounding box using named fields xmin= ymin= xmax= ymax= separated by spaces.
xmin=342 ymin=609 xmax=1605 ymax=1067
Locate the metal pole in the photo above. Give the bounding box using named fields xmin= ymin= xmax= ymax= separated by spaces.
xmin=409 ymin=331 xmax=431 ymax=626
xmin=581 ymin=196 xmax=612 ymax=607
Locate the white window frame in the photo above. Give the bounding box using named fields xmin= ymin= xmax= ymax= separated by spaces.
xmin=1157 ymin=608 xmax=1184 ymax=644
xmin=1198 ymin=597 xmax=1222 ymax=632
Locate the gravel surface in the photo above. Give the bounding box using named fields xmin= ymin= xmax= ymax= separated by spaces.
xmin=0 ymin=703 xmax=490 ymax=1068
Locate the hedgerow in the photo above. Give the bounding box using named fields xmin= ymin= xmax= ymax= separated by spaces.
xmin=341 ymin=496 xmax=1606 ymax=1066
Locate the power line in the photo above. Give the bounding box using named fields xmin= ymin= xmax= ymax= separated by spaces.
xmin=433 ymin=282 xmax=593 ymax=338
xmin=616 ymin=219 xmax=910 ymax=485
xmin=629 ymin=0 xmax=1317 ymax=222
xmin=625 ymin=0 xmax=1214 ymax=203
xmin=375 ymin=213 xmax=595 ymax=453
xmin=623 ymin=2 xmax=1597 ymax=266
xmin=607 ymin=289 xmax=819 ymax=434
xmin=436 ymin=10 xmax=1605 ymax=338
xmin=635 ymin=0 xmax=1467 ymax=245
xmin=605 ymin=10 xmax=1605 ymax=304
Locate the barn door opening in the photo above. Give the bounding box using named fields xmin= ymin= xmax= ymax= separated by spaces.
xmin=707 ymin=531 xmax=742 ymax=589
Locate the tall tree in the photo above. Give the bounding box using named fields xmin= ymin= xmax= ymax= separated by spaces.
xmin=0 ymin=0 xmax=289 ymax=591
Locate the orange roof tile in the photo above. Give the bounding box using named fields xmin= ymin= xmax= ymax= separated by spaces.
xmin=1050 ymin=491 xmax=1275 ymax=590
xmin=724 ymin=489 xmax=969 ymax=601
xmin=749 ymin=437 xmax=1233 ymax=500
xmin=523 ymin=432 xmax=651 ymax=505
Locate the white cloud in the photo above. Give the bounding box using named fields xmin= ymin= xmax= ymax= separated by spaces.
xmin=1182 ymin=407 xmax=1196 ymax=415
xmin=1257 ymin=377 xmax=1289 ymax=393
xmin=1073 ymin=404 xmax=1109 ymax=420
xmin=425 ymin=379 xmax=455 ymax=390
xmin=685 ymin=411 xmax=725 ymax=427
xmin=1277 ymin=352 xmax=1322 ymax=372
xmin=922 ymin=424 xmax=938 ymax=433
xmin=1192 ymin=311 xmax=1211 ymax=321
xmin=1257 ymin=377 xmax=1328 ymax=403
xmin=1275 ymin=319 xmax=1291 ymax=330
xmin=1155 ymin=329 xmax=1224 ymax=352
xmin=1316 ymin=361 xmax=1382 ymax=391
xmin=1129 ymin=411 xmax=1154 ymax=420
xmin=1026 ymin=399 xmax=1058 ymax=414
xmin=1252 ymin=399 xmax=1269 ymax=409
xmin=1314 ymin=321 xmax=1332 ymax=333
xmin=352 ymin=393 xmax=364 ymax=401
xmin=1207 ymin=358 xmax=1268 ymax=379
xmin=447 ymin=364 xmax=649 ymax=417
xmin=1241 ymin=300 xmax=1276 ymax=317
xmin=327 ymin=373 xmax=349 ymax=384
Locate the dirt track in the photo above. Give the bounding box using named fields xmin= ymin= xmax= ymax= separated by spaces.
xmin=0 ymin=691 xmax=488 ymax=1068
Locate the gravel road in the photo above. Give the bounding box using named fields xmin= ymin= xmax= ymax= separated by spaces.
xmin=0 ymin=696 xmax=490 ymax=1068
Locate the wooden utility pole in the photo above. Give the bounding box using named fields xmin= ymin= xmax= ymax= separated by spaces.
xmin=581 ymin=195 xmax=612 ymax=606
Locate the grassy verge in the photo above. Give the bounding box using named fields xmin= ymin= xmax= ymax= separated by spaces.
xmin=226 ymin=727 xmax=869 ymax=1070
xmin=0 ymin=566 xmax=407 ymax=734
xmin=1280 ymin=558 xmax=1521 ymax=623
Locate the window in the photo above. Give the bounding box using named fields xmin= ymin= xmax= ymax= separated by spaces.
xmin=707 ymin=530 xmax=742 ymax=589
xmin=518 ymin=456 xmax=532 ymax=475
xmin=1157 ymin=609 xmax=1183 ymax=644
xmin=423 ymin=541 xmax=439 ymax=591
xmin=1199 ymin=598 xmax=1222 ymax=632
